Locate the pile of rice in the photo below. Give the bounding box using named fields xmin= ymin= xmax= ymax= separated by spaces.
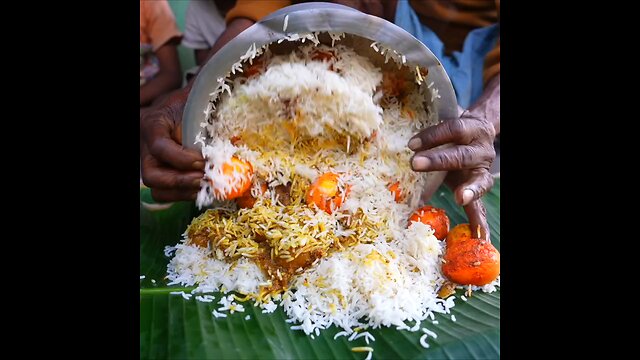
xmin=165 ymin=29 xmax=499 ymax=357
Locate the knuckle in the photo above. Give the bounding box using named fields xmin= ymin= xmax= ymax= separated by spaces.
xmin=477 ymin=119 xmax=496 ymax=140
xmin=432 ymin=151 xmax=454 ymax=168
xmin=476 ymin=172 xmax=494 ymax=195
xmin=450 ymin=119 xmax=473 ymax=144
xmin=457 ymin=146 xmax=476 ymax=167
xmin=483 ymin=171 xmax=495 ymax=188
xmin=149 ymin=138 xmax=167 ymax=159
xmin=483 ymin=119 xmax=497 ymax=138
xmin=167 ymin=103 xmax=185 ymax=124
xmin=481 ymin=146 xmax=496 ymax=166
xmin=469 ymin=167 xmax=493 ymax=184
xmin=447 ymin=118 xmax=463 ymax=135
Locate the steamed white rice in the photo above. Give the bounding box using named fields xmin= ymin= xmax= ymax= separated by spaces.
xmin=166 ymin=30 xmax=499 ymax=356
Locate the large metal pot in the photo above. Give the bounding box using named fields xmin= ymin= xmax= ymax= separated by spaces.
xmin=182 ymin=2 xmax=457 ymax=201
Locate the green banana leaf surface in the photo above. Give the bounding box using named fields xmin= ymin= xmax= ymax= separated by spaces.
xmin=140 ymin=179 xmax=500 ymax=359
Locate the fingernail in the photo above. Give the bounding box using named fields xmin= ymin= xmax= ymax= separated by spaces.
xmin=408 ymin=138 xmax=422 ymax=150
xmin=412 ymin=156 xmax=430 ymax=170
xmin=462 ymin=188 xmax=475 ymax=205
xmin=193 ymin=161 xmax=205 ymax=170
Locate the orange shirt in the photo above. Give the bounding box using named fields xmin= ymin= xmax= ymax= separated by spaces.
xmin=225 ymin=0 xmax=499 ymax=83
xmin=140 ymin=0 xmax=182 ymax=51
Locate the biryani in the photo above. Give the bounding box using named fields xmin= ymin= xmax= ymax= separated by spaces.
xmin=165 ymin=30 xmax=499 ymax=354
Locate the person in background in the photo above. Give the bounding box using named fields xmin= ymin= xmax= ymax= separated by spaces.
xmin=140 ymin=0 xmax=499 ymax=239
xmin=183 ymin=0 xmax=237 ymax=74
xmin=140 ymin=0 xmax=183 ymax=110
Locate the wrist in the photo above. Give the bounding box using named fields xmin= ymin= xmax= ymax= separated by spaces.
xmin=468 ymin=75 xmax=500 ymax=134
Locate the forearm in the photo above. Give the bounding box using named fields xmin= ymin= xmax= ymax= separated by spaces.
xmin=468 ymin=74 xmax=500 ymax=134
xmin=140 ymin=70 xmax=183 ymax=106
xmin=202 ymin=17 xmax=255 ymax=65
xmin=195 ymin=49 xmax=209 ymax=66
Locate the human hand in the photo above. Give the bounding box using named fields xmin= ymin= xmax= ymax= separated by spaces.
xmin=408 ymin=110 xmax=496 ymax=240
xmin=443 ymin=169 xmax=492 ymax=241
xmin=140 ymin=91 xmax=205 ymax=203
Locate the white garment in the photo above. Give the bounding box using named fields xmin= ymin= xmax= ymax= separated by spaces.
xmin=183 ymin=0 xmax=226 ymax=50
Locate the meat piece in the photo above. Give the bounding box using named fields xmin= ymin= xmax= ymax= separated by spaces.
xmin=274 ymin=183 xmax=292 ymax=206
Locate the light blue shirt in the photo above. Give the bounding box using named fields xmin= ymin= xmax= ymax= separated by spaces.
xmin=394 ymin=1 xmax=499 ymax=108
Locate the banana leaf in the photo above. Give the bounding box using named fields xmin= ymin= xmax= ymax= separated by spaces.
xmin=140 ymin=178 xmax=500 ymax=359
